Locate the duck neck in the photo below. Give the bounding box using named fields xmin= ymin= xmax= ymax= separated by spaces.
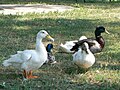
xmin=96 ymin=36 xmax=105 ymax=48
xmin=35 ymin=37 xmax=44 ymax=52
xmin=95 ymin=31 xmax=101 ymax=38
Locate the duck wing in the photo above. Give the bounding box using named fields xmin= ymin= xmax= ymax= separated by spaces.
xmin=71 ymin=38 xmax=103 ymax=54
xmin=20 ymin=50 xmax=32 ymax=62
xmin=3 ymin=50 xmax=32 ymax=67
xmin=70 ymin=38 xmax=96 ymax=51
xmin=77 ymin=38 xmax=96 ymax=46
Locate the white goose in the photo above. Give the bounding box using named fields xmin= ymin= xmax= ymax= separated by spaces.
xmin=71 ymin=42 xmax=95 ymax=68
xmin=2 ymin=30 xmax=54 ymax=79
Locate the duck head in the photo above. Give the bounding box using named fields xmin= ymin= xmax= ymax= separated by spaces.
xmin=37 ymin=30 xmax=54 ymax=41
xmin=95 ymin=26 xmax=110 ymax=38
xmin=46 ymin=44 xmax=53 ymax=52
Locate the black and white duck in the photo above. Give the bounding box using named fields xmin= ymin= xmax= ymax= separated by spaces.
xmin=71 ymin=42 xmax=95 ymax=68
xmin=71 ymin=26 xmax=110 ymax=54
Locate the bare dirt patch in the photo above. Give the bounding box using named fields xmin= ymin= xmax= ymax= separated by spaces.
xmin=0 ymin=4 xmax=74 ymax=15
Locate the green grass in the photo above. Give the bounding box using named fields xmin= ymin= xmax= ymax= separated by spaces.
xmin=0 ymin=2 xmax=120 ymax=90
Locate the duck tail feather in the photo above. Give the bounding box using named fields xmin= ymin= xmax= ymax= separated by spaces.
xmin=2 ymin=59 xmax=12 ymax=67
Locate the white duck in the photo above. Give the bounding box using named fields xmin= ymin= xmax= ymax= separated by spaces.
xmin=59 ymin=36 xmax=87 ymax=53
xmin=2 ymin=30 xmax=54 ymax=79
xmin=71 ymin=42 xmax=95 ymax=68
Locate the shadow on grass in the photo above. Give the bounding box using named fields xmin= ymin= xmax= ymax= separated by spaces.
xmin=0 ymin=64 xmax=120 ymax=90
xmin=0 ymin=13 xmax=119 ymax=66
xmin=0 ymin=14 xmax=119 ymax=56
xmin=0 ymin=69 xmax=120 ymax=90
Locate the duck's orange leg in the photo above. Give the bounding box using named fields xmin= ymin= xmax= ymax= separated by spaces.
xmin=28 ymin=70 xmax=39 ymax=79
xmin=23 ymin=70 xmax=29 ymax=79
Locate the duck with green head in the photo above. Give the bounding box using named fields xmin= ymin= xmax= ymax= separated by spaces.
xmin=45 ymin=43 xmax=56 ymax=64
xmin=71 ymin=26 xmax=110 ymax=54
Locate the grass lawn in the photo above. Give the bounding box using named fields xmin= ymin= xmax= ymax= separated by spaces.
xmin=0 ymin=2 xmax=120 ymax=90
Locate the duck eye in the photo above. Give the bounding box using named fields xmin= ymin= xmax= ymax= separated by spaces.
xmin=41 ymin=32 xmax=45 ymax=34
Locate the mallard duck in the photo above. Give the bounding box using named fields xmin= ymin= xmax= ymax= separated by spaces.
xmin=59 ymin=36 xmax=87 ymax=53
xmin=71 ymin=42 xmax=95 ymax=68
xmin=2 ymin=30 xmax=54 ymax=79
xmin=71 ymin=26 xmax=110 ymax=54
xmin=45 ymin=43 xmax=56 ymax=64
